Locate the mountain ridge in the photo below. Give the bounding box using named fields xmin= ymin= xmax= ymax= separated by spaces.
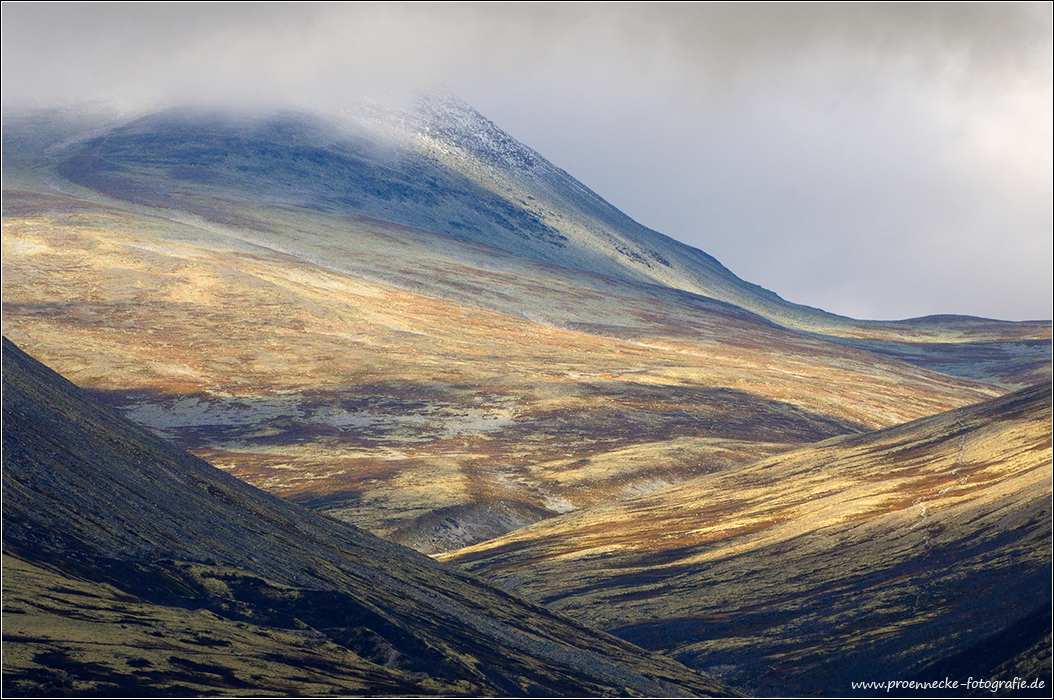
xmin=8 ymin=97 xmax=1049 ymax=338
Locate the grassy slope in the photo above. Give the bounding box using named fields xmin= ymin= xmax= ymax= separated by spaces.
xmin=2 ymin=337 xmax=734 ymax=697
xmin=445 ymin=385 xmax=1053 ymax=695
xmin=2 ymin=160 xmax=1015 ymax=552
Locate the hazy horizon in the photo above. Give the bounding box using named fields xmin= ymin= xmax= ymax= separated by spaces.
xmin=3 ymin=3 xmax=1051 ymax=321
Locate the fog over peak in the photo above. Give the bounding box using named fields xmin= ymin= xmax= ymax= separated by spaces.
xmin=3 ymin=3 xmax=1050 ymax=321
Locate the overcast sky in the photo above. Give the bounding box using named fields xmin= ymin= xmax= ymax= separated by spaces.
xmin=3 ymin=3 xmax=1051 ymax=321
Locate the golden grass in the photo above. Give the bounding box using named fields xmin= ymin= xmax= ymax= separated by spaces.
xmin=0 ymin=189 xmax=1018 ymax=550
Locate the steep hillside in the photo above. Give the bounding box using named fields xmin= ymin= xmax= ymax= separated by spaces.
xmin=446 ymin=385 xmax=1053 ymax=696
xmin=1 ymin=337 xmax=733 ymax=697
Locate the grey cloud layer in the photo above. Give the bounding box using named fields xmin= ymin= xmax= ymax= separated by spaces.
xmin=3 ymin=3 xmax=1050 ymax=320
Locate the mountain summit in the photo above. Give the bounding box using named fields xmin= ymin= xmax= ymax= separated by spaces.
xmin=39 ymin=96 xmax=761 ymax=309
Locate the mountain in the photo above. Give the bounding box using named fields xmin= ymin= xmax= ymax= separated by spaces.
xmin=9 ymin=99 xmax=1052 ymax=344
xmin=444 ymin=384 xmax=1053 ymax=696
xmin=3 ymin=99 xmax=831 ymax=322
xmin=2 ymin=336 xmax=735 ymax=697
xmin=4 ymin=98 xmax=1046 ymax=553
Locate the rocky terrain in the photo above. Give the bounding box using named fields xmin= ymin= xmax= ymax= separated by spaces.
xmin=445 ymin=384 xmax=1053 ymax=696
xmin=2 ymin=337 xmax=733 ymax=697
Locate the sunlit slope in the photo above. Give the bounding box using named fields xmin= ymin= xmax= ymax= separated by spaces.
xmin=7 ymin=101 xmax=769 ymax=309
xmin=2 ymin=337 xmax=735 ymax=698
xmin=445 ymin=385 xmax=1053 ymax=695
xmin=2 ymin=184 xmax=1005 ymax=552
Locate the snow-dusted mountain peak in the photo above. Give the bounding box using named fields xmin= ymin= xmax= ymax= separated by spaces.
xmin=412 ymin=93 xmax=546 ymax=173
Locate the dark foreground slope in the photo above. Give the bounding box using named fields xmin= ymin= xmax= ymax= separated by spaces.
xmin=1 ymin=337 xmax=733 ymax=698
xmin=446 ymin=384 xmax=1053 ymax=696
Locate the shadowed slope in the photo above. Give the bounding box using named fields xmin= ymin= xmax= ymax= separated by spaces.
xmin=1 ymin=337 xmax=734 ymax=698
xmin=445 ymin=385 xmax=1053 ymax=696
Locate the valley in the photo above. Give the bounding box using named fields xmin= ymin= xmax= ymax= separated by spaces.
xmin=444 ymin=385 xmax=1052 ymax=695
xmin=2 ymin=184 xmax=1016 ymax=551
xmin=2 ymin=337 xmax=733 ymax=697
